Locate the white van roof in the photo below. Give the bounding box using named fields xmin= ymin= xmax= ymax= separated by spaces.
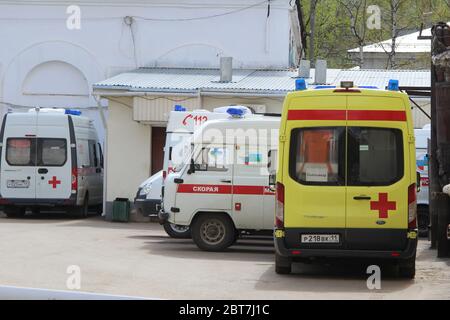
xmin=165 ymin=106 xmax=253 ymax=133
xmin=192 ymin=116 xmax=280 ymax=145
xmin=414 ymin=127 xmax=430 ymax=149
xmin=8 ymin=109 xmax=91 ymax=124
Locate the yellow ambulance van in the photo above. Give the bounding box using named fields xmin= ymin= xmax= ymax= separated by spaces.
xmin=274 ymin=80 xmax=418 ymax=278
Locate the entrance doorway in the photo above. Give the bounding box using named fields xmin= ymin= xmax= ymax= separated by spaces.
xmin=151 ymin=126 xmax=166 ymax=175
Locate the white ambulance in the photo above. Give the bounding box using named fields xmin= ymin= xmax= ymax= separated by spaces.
xmin=0 ymin=108 xmax=103 ymax=218
xmin=160 ymin=108 xmax=280 ymax=251
xmin=134 ymin=105 xmax=251 ymax=238
xmin=415 ymin=124 xmax=430 ymax=236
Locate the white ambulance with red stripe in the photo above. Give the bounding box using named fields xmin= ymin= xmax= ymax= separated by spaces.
xmin=160 ymin=108 xmax=280 ymax=251
xmin=135 ymin=105 xmax=251 ymax=238
xmin=0 ymin=108 xmax=103 ymax=218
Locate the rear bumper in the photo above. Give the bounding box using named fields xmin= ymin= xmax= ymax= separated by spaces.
xmin=0 ymin=198 xmax=76 ymax=207
xmin=275 ymin=228 xmax=417 ymax=260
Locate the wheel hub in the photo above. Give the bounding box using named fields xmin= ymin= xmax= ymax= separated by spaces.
xmin=200 ymin=220 xmax=225 ymax=245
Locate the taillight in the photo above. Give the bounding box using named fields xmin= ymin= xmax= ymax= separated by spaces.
xmin=275 ymin=182 xmax=284 ymax=228
xmin=408 ymin=183 xmax=417 ymax=229
xmin=71 ymin=167 xmax=78 ymax=191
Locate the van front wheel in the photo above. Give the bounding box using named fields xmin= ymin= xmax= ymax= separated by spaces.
xmin=163 ymin=222 xmax=191 ymax=239
xmin=191 ymin=214 xmax=235 ymax=251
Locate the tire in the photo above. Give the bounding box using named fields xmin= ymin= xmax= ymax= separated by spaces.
xmin=163 ymin=222 xmax=191 ymax=239
xmin=398 ymin=257 xmax=416 ymax=279
xmin=4 ymin=206 xmax=26 ymax=218
xmin=191 ymin=214 xmax=235 ymax=251
xmin=417 ymin=206 xmax=429 ymax=237
xmin=94 ymin=204 xmax=103 ymax=215
xmin=275 ymin=253 xmax=292 ymax=275
xmin=437 ymin=208 xmax=450 ymax=258
xmin=73 ymin=196 xmax=89 ymax=218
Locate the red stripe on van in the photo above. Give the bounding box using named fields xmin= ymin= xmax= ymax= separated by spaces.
xmin=287 ymin=110 xmax=346 ymax=121
xmin=348 ymin=110 xmax=406 ymax=121
xmin=287 ymin=109 xmax=407 ymax=121
xmin=177 ymin=184 xmax=274 ymax=195
xmin=233 ymin=185 xmax=265 ymax=195
xmin=177 ymin=184 xmax=232 ymax=194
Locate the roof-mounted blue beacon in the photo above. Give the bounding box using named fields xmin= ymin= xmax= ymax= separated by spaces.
xmin=387 ymin=79 xmax=399 ymax=91
xmin=227 ymin=107 xmax=245 ymax=118
xmin=295 ymin=78 xmax=307 ymax=91
xmin=65 ymin=109 xmax=82 ymax=116
xmin=174 ymin=105 xmax=186 ymax=112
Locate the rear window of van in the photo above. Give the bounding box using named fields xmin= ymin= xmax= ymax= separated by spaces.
xmin=290 ymin=127 xmax=404 ymax=186
xmin=6 ymin=138 xmax=67 ymax=167
xmin=40 ymin=139 xmax=67 ymax=166
xmin=347 ymin=127 xmax=403 ymax=186
xmin=289 ymin=127 xmax=345 ymax=185
xmin=6 ymin=138 xmax=34 ymax=166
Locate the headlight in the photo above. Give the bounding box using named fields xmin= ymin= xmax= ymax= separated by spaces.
xmin=140 ymin=183 xmax=152 ymax=195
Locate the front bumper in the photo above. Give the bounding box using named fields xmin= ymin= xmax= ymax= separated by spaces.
xmin=158 ymin=208 xmax=169 ymax=223
xmin=133 ymin=197 xmax=161 ymax=216
xmin=274 ymin=228 xmax=417 ymax=260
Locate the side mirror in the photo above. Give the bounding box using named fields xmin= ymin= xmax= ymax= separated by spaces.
xmin=268 ymin=173 xmax=276 ymax=192
xmin=188 ymin=159 xmax=195 ymax=174
xmin=267 ymin=149 xmax=278 ymax=175
xmin=416 ymin=172 xmax=421 ymax=193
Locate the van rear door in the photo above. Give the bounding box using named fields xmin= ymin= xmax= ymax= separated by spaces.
xmin=345 ymin=96 xmax=410 ymax=250
xmin=283 ymin=95 xmax=347 ymax=248
xmin=0 ymin=113 xmax=38 ymax=199
xmin=35 ymin=114 xmax=72 ymax=200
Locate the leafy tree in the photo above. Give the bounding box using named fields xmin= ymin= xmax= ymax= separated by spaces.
xmin=300 ymin=0 xmax=450 ymax=69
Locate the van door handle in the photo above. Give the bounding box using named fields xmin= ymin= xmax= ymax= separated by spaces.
xmin=353 ymin=196 xmax=371 ymax=200
xmin=220 ymin=179 xmax=231 ymax=183
xmin=38 ymin=168 xmax=48 ymax=174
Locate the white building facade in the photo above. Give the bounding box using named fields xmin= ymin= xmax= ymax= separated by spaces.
xmin=0 ymin=0 xmax=302 ymax=219
xmin=0 ymin=0 xmax=299 ymax=143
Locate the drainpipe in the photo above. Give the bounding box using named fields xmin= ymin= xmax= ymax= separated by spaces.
xmin=94 ymin=95 xmax=108 ymax=218
xmin=197 ymin=89 xmax=202 ymax=109
xmin=94 ymin=95 xmax=107 ymax=130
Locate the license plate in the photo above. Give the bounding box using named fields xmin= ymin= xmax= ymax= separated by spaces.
xmin=301 ymin=234 xmax=340 ymax=243
xmin=7 ymin=180 xmax=30 ymax=188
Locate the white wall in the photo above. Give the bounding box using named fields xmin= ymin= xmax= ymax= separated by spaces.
xmin=0 ymin=0 xmax=293 ymax=142
xmin=106 ymin=97 xmax=150 ymax=203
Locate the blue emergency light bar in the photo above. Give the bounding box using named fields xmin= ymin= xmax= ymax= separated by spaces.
xmin=387 ymin=79 xmax=399 ymax=91
xmin=227 ymin=107 xmax=245 ymax=118
xmin=358 ymin=86 xmax=378 ymax=89
xmin=65 ymin=109 xmax=82 ymax=116
xmin=314 ymin=85 xmax=336 ymax=89
xmin=295 ymin=78 xmax=307 ymax=91
xmin=174 ymin=105 xmax=186 ymax=112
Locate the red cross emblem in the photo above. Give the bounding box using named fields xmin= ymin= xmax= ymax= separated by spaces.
xmin=370 ymin=193 xmax=396 ymax=219
xmin=48 ymin=176 xmax=61 ymax=189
